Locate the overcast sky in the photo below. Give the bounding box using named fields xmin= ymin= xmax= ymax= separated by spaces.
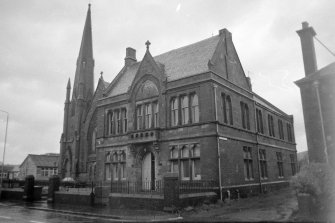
xmin=0 ymin=0 xmax=334 ymax=165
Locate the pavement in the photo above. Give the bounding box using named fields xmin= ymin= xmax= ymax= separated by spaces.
xmin=0 ymin=199 xmax=182 ymax=222
xmin=180 ymin=187 xmax=299 ymax=222
xmin=0 ymin=187 xmax=310 ymax=222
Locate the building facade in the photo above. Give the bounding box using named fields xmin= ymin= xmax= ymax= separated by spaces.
xmin=60 ymin=5 xmax=297 ymax=193
xmin=19 ymin=154 xmax=59 ymax=180
xmin=295 ymin=22 xmax=335 ymax=165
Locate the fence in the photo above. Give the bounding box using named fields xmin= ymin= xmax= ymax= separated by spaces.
xmin=179 ymin=180 xmax=217 ymax=194
xmin=111 ymin=180 xmax=163 ymax=194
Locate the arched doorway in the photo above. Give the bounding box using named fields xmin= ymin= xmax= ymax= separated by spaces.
xmin=142 ymin=152 xmax=155 ymax=190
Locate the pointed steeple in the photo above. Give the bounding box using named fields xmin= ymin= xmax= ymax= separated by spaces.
xmin=66 ymin=78 xmax=71 ymax=103
xmin=72 ymin=4 xmax=94 ymax=100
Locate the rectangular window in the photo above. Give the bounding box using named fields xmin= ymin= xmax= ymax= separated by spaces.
xmin=116 ymin=110 xmax=121 ymax=134
xmin=268 ymin=114 xmax=275 ymax=137
xmin=145 ymin=103 xmax=152 ymax=129
xmin=107 ymin=111 xmax=114 ymax=135
xmin=122 ymin=109 xmax=127 ymax=133
xmin=181 ymin=146 xmax=190 ymax=180
xmin=278 ymin=119 xmax=284 ymax=140
xmin=170 ymin=146 xmax=179 ymax=173
xmin=120 ymin=163 xmax=126 ymax=180
xmin=171 ymin=98 xmax=179 ymax=126
xmin=290 ymin=154 xmax=296 ymax=175
xmin=276 ymin=152 xmax=284 ymax=178
xmin=153 ymin=102 xmax=159 ymax=128
xmin=191 ymin=144 xmax=201 ymax=180
xmin=181 ymin=95 xmax=189 ymax=125
xmin=256 ymin=109 xmax=264 ymax=134
xmin=105 ymin=164 xmax=111 ymax=180
xmin=259 ymin=149 xmax=268 ymax=179
xmin=243 ymin=147 xmax=254 ymax=180
xmin=240 ymin=102 xmax=245 ymax=129
xmin=113 ymin=164 xmax=118 ymax=180
xmin=287 ymin=123 xmax=293 ymax=142
xmin=136 ymin=105 xmax=142 ymax=130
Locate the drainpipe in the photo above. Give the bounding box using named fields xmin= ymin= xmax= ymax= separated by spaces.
xmin=313 ymin=81 xmax=329 ymax=163
xmin=253 ymin=101 xmax=262 ymax=193
xmin=213 ymin=84 xmax=223 ymax=200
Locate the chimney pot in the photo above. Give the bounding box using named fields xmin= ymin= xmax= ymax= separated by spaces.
xmin=302 ymin=21 xmax=309 ymax=29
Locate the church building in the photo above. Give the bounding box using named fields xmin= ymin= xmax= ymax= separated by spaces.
xmin=60 ymin=5 xmax=297 ymax=195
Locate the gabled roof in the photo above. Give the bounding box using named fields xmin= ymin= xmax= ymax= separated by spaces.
xmin=295 ymin=61 xmax=335 ymax=85
xmin=20 ymin=154 xmax=59 ymax=168
xmin=107 ymin=35 xmax=220 ymax=97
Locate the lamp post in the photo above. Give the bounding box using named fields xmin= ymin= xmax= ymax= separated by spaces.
xmin=0 ymin=109 xmax=9 ymax=189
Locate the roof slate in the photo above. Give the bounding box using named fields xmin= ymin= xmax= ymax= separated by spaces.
xmin=29 ymin=154 xmax=59 ymax=167
xmin=108 ymin=35 xmax=220 ymax=97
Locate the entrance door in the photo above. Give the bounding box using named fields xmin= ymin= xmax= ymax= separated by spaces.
xmin=142 ymin=152 xmax=155 ymax=190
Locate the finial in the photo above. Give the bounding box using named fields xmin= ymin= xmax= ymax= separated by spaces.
xmin=100 ymin=71 xmax=103 ymax=78
xmin=145 ymin=40 xmax=151 ymax=50
xmin=88 ymin=3 xmax=91 ymax=9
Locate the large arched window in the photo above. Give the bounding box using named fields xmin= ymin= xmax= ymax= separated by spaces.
xmin=171 ymin=98 xmax=179 ymax=126
xmin=191 ymin=94 xmax=199 ymax=123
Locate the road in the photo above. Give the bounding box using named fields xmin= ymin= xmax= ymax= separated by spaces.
xmin=0 ymin=203 xmax=124 ymax=223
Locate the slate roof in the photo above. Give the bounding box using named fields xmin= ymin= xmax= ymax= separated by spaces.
xmin=23 ymin=154 xmax=59 ymax=168
xmin=108 ymin=35 xmax=220 ymax=97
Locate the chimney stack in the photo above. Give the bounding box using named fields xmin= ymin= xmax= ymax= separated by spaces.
xmin=297 ymin=22 xmax=318 ymax=76
xmin=125 ymin=47 xmax=137 ymax=66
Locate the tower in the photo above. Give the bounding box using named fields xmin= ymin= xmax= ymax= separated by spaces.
xmin=60 ymin=4 xmax=95 ymax=179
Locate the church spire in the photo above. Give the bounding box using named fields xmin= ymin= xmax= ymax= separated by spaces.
xmin=72 ymin=4 xmax=94 ymax=100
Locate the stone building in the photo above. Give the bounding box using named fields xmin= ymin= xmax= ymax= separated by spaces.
xmin=60 ymin=5 xmax=297 ymax=195
xmin=19 ymin=154 xmax=59 ymax=180
xmin=295 ymin=22 xmax=335 ymax=165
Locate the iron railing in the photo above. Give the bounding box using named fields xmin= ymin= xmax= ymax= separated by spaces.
xmin=111 ymin=180 xmax=163 ymax=194
xmin=179 ymin=180 xmax=217 ymax=194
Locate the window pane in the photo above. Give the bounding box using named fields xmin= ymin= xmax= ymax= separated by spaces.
xmin=182 ymin=160 xmax=190 ymax=178
xmin=193 ymin=159 xmax=201 ymax=179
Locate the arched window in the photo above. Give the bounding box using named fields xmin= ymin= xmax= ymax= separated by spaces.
xmin=226 ymin=95 xmax=233 ymax=125
xmin=92 ymin=128 xmax=97 ymax=152
xmin=136 ymin=105 xmax=143 ymax=130
xmin=171 ymin=98 xmax=179 ymax=126
xmin=181 ymin=96 xmax=189 ymax=124
xmin=191 ymin=94 xmax=199 ymax=123
xmin=245 ymin=104 xmax=250 ymax=130
xmin=107 ymin=111 xmax=114 ymax=135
